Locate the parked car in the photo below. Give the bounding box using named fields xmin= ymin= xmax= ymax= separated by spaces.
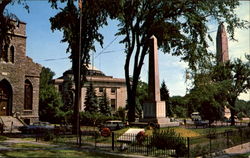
xmin=18 ymin=122 xmax=54 ymax=134
xmin=191 ymin=112 xmax=201 ymax=121
xmin=194 ymin=120 xmax=209 ymax=128
xmin=99 ymin=120 xmax=125 ymax=131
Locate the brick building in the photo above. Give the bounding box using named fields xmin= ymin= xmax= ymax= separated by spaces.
xmin=0 ymin=21 xmax=42 ymax=125
xmin=53 ymin=65 xmax=127 ymax=112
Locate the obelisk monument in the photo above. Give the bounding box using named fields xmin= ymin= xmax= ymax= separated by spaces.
xmin=216 ymin=23 xmax=229 ymax=63
xmin=142 ymin=35 xmax=172 ymax=127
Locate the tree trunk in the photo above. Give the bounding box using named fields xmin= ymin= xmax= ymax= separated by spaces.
xmin=229 ymin=97 xmax=237 ymax=126
xmin=230 ymin=107 xmax=236 ymax=126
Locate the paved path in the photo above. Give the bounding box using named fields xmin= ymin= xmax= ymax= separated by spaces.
xmin=212 ymin=142 xmax=250 ymax=158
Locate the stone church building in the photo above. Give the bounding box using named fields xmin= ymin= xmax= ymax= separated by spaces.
xmin=0 ymin=21 xmax=42 ymax=125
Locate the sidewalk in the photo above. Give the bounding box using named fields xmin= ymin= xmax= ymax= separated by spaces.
xmin=214 ymin=142 xmax=250 ymax=158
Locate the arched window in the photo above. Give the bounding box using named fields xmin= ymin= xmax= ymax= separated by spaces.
xmin=3 ymin=44 xmax=9 ymax=62
xmin=24 ymin=80 xmax=33 ymax=110
xmin=10 ymin=46 xmax=14 ymax=63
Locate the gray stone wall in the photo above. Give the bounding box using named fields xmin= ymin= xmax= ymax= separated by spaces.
xmin=0 ymin=22 xmax=41 ymax=124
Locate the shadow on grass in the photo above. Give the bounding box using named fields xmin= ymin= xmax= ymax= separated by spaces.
xmin=0 ymin=149 xmax=126 ymax=158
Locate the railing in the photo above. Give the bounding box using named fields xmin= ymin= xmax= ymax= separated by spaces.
xmin=34 ymin=126 xmax=250 ymax=157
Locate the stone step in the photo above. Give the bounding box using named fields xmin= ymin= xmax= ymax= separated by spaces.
xmin=0 ymin=116 xmax=25 ymax=133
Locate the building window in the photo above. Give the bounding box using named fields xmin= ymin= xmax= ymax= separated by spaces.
xmin=99 ymin=87 xmax=104 ymax=93
xmin=59 ymin=85 xmax=63 ymax=92
xmin=111 ymin=99 xmax=116 ymax=111
xmin=1 ymin=44 xmax=9 ymax=62
xmin=24 ymin=80 xmax=33 ymax=110
xmin=10 ymin=46 xmax=14 ymax=63
xmin=111 ymin=88 xmax=116 ymax=94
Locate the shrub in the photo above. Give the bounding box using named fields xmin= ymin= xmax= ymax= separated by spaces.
xmin=114 ymin=107 xmax=126 ymax=121
xmin=150 ymin=128 xmax=188 ymax=157
xmin=206 ymin=128 xmax=217 ymax=139
xmin=80 ymin=112 xmax=118 ymax=126
xmin=43 ymin=131 xmax=55 ymax=141
xmin=190 ymin=144 xmax=209 ymax=157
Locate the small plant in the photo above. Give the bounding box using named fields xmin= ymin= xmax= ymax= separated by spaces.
xmin=206 ymin=128 xmax=217 ymax=139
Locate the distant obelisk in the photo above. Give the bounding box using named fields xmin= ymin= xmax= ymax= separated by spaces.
xmin=216 ymin=23 xmax=229 ymax=63
xmin=216 ymin=23 xmax=231 ymax=120
xmin=141 ymin=35 xmax=178 ymax=127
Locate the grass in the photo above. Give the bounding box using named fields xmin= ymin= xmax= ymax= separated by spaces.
xmin=10 ymin=143 xmax=51 ymax=149
xmin=0 ymin=149 xmax=125 ymax=158
xmin=0 ymin=136 xmax=7 ymax=141
xmin=190 ymin=126 xmax=237 ymax=135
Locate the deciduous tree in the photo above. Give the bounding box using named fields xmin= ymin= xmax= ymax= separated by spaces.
xmin=39 ymin=67 xmax=64 ymax=123
xmin=49 ymin=0 xmax=108 ymax=132
xmin=108 ymin=0 xmax=249 ymax=122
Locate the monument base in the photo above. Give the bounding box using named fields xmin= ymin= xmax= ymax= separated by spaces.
xmin=143 ymin=101 xmax=166 ymax=118
xmin=139 ymin=117 xmax=179 ymax=128
xmin=141 ymin=101 xmax=179 ymax=127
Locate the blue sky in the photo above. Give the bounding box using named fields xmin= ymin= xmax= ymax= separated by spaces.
xmin=6 ymin=1 xmax=250 ymax=100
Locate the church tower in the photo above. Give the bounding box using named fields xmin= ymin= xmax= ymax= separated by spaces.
xmin=216 ymin=23 xmax=229 ymax=63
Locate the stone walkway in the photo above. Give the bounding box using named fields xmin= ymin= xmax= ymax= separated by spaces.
xmin=215 ymin=142 xmax=250 ymax=158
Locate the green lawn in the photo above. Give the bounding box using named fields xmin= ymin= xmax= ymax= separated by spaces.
xmin=190 ymin=126 xmax=237 ymax=135
xmin=0 ymin=141 xmax=125 ymax=158
xmin=10 ymin=143 xmax=52 ymax=149
xmin=0 ymin=149 xmax=125 ymax=158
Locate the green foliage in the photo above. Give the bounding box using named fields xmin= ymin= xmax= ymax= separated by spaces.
xmin=212 ymin=59 xmax=250 ymax=125
xmin=80 ymin=112 xmax=117 ymax=126
xmin=0 ymin=135 xmax=7 ymax=141
xmin=61 ymin=78 xmax=74 ymax=112
xmin=170 ymin=96 xmax=188 ymax=118
xmin=106 ymin=0 xmax=249 ymax=122
xmin=160 ymin=80 xmax=172 ymax=117
xmin=174 ymin=105 xmax=187 ymax=118
xmin=49 ymin=0 xmax=108 ymax=132
xmin=39 ymin=67 xmax=64 ymax=124
xmin=115 ymin=107 xmax=126 ymax=122
xmin=235 ymin=99 xmax=250 ymax=117
xmin=99 ymin=91 xmax=111 ymax=116
xmin=84 ymin=83 xmax=99 ymax=113
xmin=49 ymin=0 xmax=108 ymax=80
xmin=205 ymin=128 xmax=217 ymax=139
xmin=151 ymin=128 xmax=188 ymax=157
xmin=135 ymin=80 xmax=148 ymax=118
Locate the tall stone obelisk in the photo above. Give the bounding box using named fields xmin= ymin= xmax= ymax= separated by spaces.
xmin=216 ymin=23 xmax=229 ymax=63
xmin=142 ymin=35 xmax=171 ymax=127
xmin=216 ymin=23 xmax=231 ymax=120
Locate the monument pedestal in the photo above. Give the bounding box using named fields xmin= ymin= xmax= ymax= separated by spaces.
xmin=140 ymin=101 xmax=178 ymax=127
